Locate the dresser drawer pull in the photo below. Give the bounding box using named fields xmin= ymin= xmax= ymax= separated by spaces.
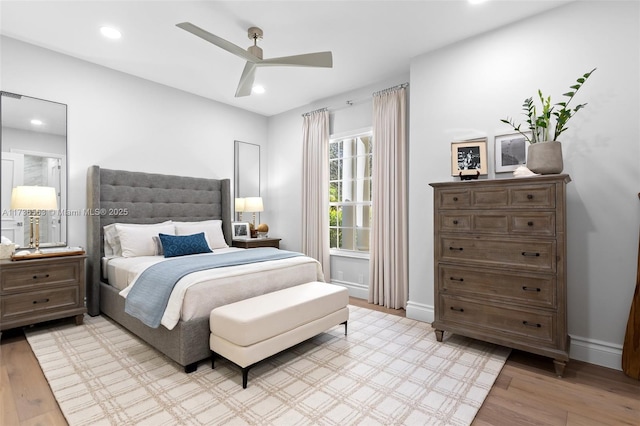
xmin=450 ymin=307 xmax=464 ymax=312
xmin=449 ymin=247 xmax=464 ymax=251
xmin=453 ymin=197 xmax=459 ymax=202
xmin=452 ymin=220 xmax=459 ymax=225
xmin=33 ymin=298 xmax=50 ymax=304
xmin=527 ymin=221 xmax=534 ymax=226
xmin=522 ymin=320 xmax=541 ymax=328
xmin=527 ymin=194 xmax=534 ymax=200
xmin=32 ymin=274 xmax=50 ymax=279
xmin=521 ymin=251 xmax=540 ymax=257
xmin=522 ymin=286 xmax=541 ymax=292
xmin=449 ymin=277 xmax=464 ymax=282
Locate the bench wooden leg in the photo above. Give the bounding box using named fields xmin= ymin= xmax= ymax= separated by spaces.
xmin=341 ymin=320 xmax=348 ymax=335
xmin=184 ymin=362 xmax=197 ymax=373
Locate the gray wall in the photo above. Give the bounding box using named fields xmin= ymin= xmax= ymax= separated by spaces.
xmin=407 ymin=1 xmax=639 ymax=369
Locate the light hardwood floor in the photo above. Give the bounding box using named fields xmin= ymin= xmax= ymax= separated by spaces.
xmin=1 ymin=299 xmax=638 ymax=425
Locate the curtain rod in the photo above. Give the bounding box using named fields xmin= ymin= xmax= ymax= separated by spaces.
xmin=373 ymin=82 xmax=409 ymax=97
xmin=301 ymin=82 xmax=409 ymax=117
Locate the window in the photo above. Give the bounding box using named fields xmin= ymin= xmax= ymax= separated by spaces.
xmin=329 ymin=130 xmax=372 ymax=253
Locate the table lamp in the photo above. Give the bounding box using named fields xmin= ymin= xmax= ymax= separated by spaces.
xmin=235 ymin=197 xmax=245 ymax=221
xmin=10 ymin=186 xmax=58 ymax=253
xmin=243 ymin=196 xmax=263 ymax=232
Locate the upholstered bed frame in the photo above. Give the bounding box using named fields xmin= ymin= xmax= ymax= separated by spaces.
xmin=86 ymin=165 xmax=232 ymax=372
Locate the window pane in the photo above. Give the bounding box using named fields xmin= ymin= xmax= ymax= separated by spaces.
xmin=356 ymin=228 xmax=370 ymax=252
xmin=340 ymin=227 xmax=354 ymax=250
xmin=341 ymin=204 xmax=354 ymax=227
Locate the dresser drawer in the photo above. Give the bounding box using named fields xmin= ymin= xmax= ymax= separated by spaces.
xmin=509 ymin=185 xmax=555 ymax=208
xmin=439 ymin=211 xmax=555 ymax=236
xmin=1 ymin=287 xmax=80 ymax=320
xmin=440 ymin=236 xmax=556 ymax=271
xmin=511 ymin=212 xmax=556 ymax=236
xmin=1 ymin=261 xmax=80 ymax=292
xmin=438 ymin=189 xmax=471 ymax=208
xmin=440 ymin=295 xmax=555 ymax=343
xmin=439 ymin=265 xmax=555 ymax=308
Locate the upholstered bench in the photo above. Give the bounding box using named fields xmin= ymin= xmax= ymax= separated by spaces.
xmin=209 ymin=281 xmax=349 ymax=388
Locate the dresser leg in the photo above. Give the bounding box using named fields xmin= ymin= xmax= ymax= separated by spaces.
xmin=553 ymin=359 xmax=567 ymax=377
xmin=435 ymin=329 xmax=444 ymax=342
xmin=74 ymin=314 xmax=84 ymax=326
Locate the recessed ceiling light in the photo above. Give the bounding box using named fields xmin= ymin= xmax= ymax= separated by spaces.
xmin=252 ymin=85 xmax=265 ymax=94
xmin=100 ymin=26 xmax=122 ymax=39
xmin=30 ymin=119 xmax=43 ymax=126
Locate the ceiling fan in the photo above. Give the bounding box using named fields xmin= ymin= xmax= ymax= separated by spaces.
xmin=176 ymin=22 xmax=333 ymax=97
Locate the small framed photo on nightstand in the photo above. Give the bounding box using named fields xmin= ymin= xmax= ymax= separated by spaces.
xmin=232 ymin=222 xmax=250 ymax=239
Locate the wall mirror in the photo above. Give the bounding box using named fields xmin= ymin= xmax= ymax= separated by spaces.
xmin=1 ymin=92 xmax=67 ymax=248
xmin=234 ymin=140 xmax=260 ymax=223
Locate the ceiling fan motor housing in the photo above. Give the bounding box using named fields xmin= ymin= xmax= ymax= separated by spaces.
xmin=247 ymin=27 xmax=264 ymax=59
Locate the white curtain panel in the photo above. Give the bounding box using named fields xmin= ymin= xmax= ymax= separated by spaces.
xmin=302 ymin=110 xmax=331 ymax=280
xmin=369 ymin=87 xmax=408 ymax=309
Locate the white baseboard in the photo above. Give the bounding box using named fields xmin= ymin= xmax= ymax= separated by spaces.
xmin=405 ymin=300 xmax=434 ymax=323
xmin=330 ymin=279 xmax=368 ymax=299
xmin=569 ymin=335 xmax=623 ymax=371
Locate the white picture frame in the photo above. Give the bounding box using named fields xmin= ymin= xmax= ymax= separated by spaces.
xmin=495 ymin=132 xmax=530 ymax=173
xmin=232 ymin=222 xmax=250 ymax=239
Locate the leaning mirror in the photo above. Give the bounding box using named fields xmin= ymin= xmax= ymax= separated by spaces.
xmin=234 ymin=140 xmax=260 ymax=223
xmin=1 ymin=92 xmax=67 ymax=248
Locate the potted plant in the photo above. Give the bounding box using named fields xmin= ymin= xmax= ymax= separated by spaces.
xmin=501 ymin=68 xmax=596 ymax=174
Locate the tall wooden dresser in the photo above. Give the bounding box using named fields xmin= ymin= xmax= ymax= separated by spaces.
xmin=430 ymin=174 xmax=570 ymax=376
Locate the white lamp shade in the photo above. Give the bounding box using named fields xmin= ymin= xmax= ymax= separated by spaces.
xmin=235 ymin=198 xmax=245 ymax=212
xmin=244 ymin=197 xmax=263 ymax=212
xmin=10 ymin=186 xmax=58 ymax=210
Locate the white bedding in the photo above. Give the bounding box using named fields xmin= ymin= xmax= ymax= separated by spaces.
xmin=107 ymin=249 xmax=324 ymax=330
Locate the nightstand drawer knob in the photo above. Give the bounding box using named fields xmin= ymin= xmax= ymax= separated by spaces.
xmin=32 ymin=274 xmax=50 ymax=279
xmin=33 ymin=298 xmax=50 ymax=304
xmin=522 ymin=320 xmax=541 ymax=328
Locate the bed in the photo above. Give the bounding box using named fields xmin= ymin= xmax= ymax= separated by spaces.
xmin=86 ymin=166 xmax=323 ymax=372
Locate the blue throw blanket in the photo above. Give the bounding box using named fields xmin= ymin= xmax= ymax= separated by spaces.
xmin=125 ymin=248 xmax=303 ymax=328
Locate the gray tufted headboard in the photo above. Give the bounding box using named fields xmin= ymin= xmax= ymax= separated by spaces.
xmin=86 ymin=165 xmax=232 ymax=316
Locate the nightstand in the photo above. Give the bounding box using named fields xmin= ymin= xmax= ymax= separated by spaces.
xmin=232 ymin=237 xmax=281 ymax=249
xmin=0 ymin=254 xmax=86 ymax=331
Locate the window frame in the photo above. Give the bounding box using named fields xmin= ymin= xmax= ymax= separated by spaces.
xmin=328 ymin=127 xmax=373 ymax=257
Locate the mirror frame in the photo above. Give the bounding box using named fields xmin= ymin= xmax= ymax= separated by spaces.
xmin=1 ymin=91 xmax=68 ymax=248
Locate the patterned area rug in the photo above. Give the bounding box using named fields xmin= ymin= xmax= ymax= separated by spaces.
xmin=25 ymin=306 xmax=510 ymax=425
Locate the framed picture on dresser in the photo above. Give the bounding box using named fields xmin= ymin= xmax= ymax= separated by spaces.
xmin=451 ymin=138 xmax=487 ymax=176
xmin=495 ymin=132 xmax=530 ymax=173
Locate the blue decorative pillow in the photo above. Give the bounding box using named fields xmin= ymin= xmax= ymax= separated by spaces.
xmin=158 ymin=232 xmax=212 ymax=258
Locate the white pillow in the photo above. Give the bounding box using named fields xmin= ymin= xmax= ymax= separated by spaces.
xmin=174 ymin=220 xmax=228 ymax=249
xmin=103 ymin=223 xmax=121 ymax=257
xmin=115 ymin=222 xmax=176 ymax=257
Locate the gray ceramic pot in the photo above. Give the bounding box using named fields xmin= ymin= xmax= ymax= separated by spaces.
xmin=527 ymin=141 xmax=563 ymax=174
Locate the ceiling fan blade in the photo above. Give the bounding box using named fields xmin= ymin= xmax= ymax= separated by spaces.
xmin=235 ymin=62 xmax=257 ymax=97
xmin=176 ymin=22 xmax=259 ymax=63
xmin=259 ymin=51 xmax=333 ymax=68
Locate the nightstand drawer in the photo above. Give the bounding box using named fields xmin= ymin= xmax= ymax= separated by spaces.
xmin=1 ymin=262 xmax=81 ymax=292
xmin=1 ymin=287 xmax=79 ymax=320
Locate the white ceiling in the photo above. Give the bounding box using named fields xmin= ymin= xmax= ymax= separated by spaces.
xmin=0 ymin=0 xmax=571 ymax=117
